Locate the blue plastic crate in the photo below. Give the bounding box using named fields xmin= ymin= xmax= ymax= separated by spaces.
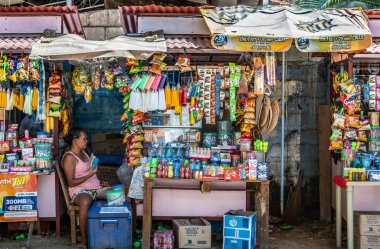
xmin=87 ymin=200 xmax=132 ymax=249
xmin=223 ymin=211 xmax=256 ymax=249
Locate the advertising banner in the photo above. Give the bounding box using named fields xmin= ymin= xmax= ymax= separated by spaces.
xmin=0 ymin=173 xmax=37 ymax=222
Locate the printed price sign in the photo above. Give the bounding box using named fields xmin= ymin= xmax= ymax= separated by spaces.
xmin=0 ymin=173 xmax=37 ymax=222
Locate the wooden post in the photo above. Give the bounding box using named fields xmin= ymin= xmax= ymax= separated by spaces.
xmin=255 ymin=181 xmax=269 ymax=249
xmin=319 ymin=105 xmax=332 ymax=222
xmin=142 ymin=179 xmax=153 ymax=249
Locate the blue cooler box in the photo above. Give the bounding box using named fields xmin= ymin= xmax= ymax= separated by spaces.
xmin=223 ymin=211 xmax=256 ymax=249
xmin=87 ymin=200 xmax=132 ymax=249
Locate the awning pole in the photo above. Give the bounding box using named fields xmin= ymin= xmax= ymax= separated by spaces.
xmin=280 ymin=51 xmax=286 ymax=214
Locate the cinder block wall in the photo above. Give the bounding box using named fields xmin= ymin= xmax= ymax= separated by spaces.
xmin=80 ymin=9 xmax=124 ymax=40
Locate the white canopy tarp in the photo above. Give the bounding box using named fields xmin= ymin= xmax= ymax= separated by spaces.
xmin=30 ymin=34 xmax=167 ymax=60
xmin=200 ymin=5 xmax=372 ymax=52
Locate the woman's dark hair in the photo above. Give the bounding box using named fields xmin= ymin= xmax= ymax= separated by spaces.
xmin=64 ymin=127 xmax=86 ymax=145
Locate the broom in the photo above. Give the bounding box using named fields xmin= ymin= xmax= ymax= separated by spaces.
xmin=283 ymin=170 xmax=304 ymax=225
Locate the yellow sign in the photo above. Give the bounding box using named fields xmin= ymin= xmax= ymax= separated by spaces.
xmin=211 ymin=34 xmax=292 ymax=52
xmin=296 ymin=34 xmax=372 ymax=52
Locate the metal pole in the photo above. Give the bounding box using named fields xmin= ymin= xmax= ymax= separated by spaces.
xmin=280 ymin=51 xmax=286 ymax=214
xmin=66 ymin=0 xmax=72 ymax=6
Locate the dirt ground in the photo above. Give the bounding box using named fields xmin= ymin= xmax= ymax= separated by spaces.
xmin=0 ymin=221 xmax=337 ymax=249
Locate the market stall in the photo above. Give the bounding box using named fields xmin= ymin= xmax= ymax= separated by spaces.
xmin=0 ymin=5 xmax=84 ymax=242
xmin=330 ymin=39 xmax=380 ymax=249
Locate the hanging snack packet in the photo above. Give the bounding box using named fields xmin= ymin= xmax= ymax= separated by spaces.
xmin=129 ymin=61 xmax=142 ymax=74
xmin=0 ymin=55 xmax=8 ymax=82
xmin=92 ymin=66 xmax=101 ymax=90
xmin=345 ymin=115 xmax=360 ymax=129
xmin=103 ymin=68 xmax=114 ymax=90
xmin=16 ymin=57 xmax=29 ymax=81
xmin=72 ymin=67 xmax=90 ymax=94
xmin=48 ymin=103 xmax=62 ymax=118
xmin=344 ymin=129 xmax=358 ymax=140
xmin=8 ymin=57 xmax=17 ymax=82
xmin=150 ymin=53 xmax=167 ymax=65
xmin=359 ymin=117 xmax=371 ymax=131
xmin=28 ymin=59 xmax=41 ymax=81
xmin=128 ymin=149 xmax=143 ymax=158
xmin=127 ymin=58 xmax=139 ymax=67
xmin=330 ymin=127 xmax=343 ymax=141
xmin=363 ymin=84 xmax=370 ymax=104
xmin=340 ymin=95 xmax=359 ymax=114
xmin=329 ymin=140 xmax=343 ymax=150
xmin=84 ymin=86 xmax=92 ymax=103
xmin=150 ymin=62 xmax=167 ymax=75
xmin=176 ymin=54 xmax=191 ymax=72
xmin=340 ymin=79 xmax=356 ymax=96
xmin=332 ymin=113 xmax=345 ymax=129
xmin=129 ymin=142 xmax=143 ymax=150
xmin=253 ymin=57 xmax=264 ymax=96
xmin=128 ymin=157 xmax=141 ymax=167
xmin=358 ymin=130 xmax=367 ymax=142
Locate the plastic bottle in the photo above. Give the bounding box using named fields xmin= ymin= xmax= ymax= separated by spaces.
xmin=168 ymin=162 xmax=174 ymax=178
xmin=174 ymin=160 xmax=180 ymax=179
xmin=157 ymin=159 xmax=163 ymax=178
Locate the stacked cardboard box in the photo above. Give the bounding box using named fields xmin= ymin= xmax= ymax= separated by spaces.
xmin=355 ymin=212 xmax=380 ymax=249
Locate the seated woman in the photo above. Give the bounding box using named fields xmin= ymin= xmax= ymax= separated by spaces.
xmin=62 ymin=127 xmax=111 ymax=249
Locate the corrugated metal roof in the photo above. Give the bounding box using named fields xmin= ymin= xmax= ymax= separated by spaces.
xmin=119 ymin=5 xmax=201 ymax=34
xmin=166 ymin=36 xmax=212 ymax=50
xmin=0 ymin=35 xmax=41 ymax=52
xmin=0 ymin=6 xmax=84 ymax=36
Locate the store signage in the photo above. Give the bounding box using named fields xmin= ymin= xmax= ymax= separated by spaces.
xmin=0 ymin=173 xmax=37 ymax=222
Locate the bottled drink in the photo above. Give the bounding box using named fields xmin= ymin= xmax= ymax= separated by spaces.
xmin=168 ymin=162 xmax=174 ymax=178
xmin=163 ymin=162 xmax=168 ymax=178
xmin=157 ymin=159 xmax=163 ymax=178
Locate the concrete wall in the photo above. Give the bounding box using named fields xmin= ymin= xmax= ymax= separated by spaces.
xmin=80 ymin=10 xmax=124 ymax=40
xmin=266 ymin=51 xmax=330 ymax=218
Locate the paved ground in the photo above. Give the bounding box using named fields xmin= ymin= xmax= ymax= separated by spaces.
xmin=0 ymin=221 xmax=337 ymax=249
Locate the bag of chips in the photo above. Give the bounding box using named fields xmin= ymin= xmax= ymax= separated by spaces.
xmin=72 ymin=66 xmax=91 ymax=94
xmin=344 ymin=129 xmax=358 ymax=140
xmin=0 ymin=55 xmax=8 ymax=82
xmin=129 ymin=142 xmax=143 ymax=150
xmin=92 ymin=66 xmax=101 ymax=90
xmin=345 ymin=115 xmax=360 ymax=129
xmin=330 ymin=128 xmax=343 ymax=141
xmin=8 ymin=57 xmax=17 ymax=82
xmin=332 ymin=113 xmax=345 ymax=129
xmin=341 ymin=96 xmax=360 ymax=114
xmin=359 ymin=117 xmax=371 ymax=131
xmin=28 ymin=59 xmax=41 ymax=81
xmin=16 ymin=57 xmax=29 ymax=81
xmin=329 ymin=140 xmax=343 ymax=150
xmin=358 ymin=130 xmax=367 ymax=142
xmin=128 ymin=149 xmax=143 ymax=158
xmin=128 ymin=157 xmax=141 ymax=167
xmin=340 ymin=79 xmax=356 ymax=96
